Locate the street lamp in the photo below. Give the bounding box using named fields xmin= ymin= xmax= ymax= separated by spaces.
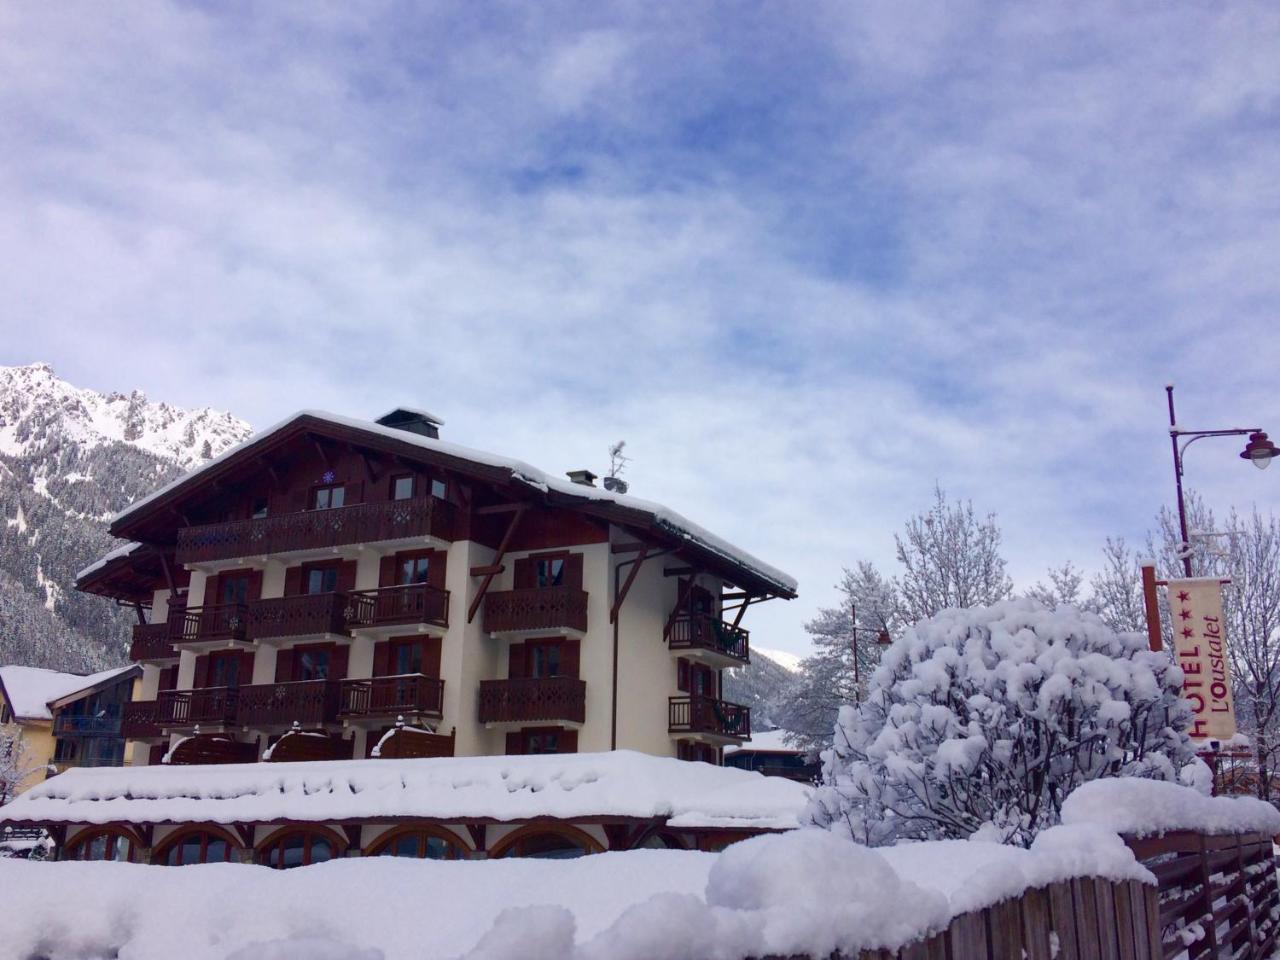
xmin=850 ymin=602 xmax=893 ymax=702
xmin=1166 ymin=384 xmax=1278 ymax=577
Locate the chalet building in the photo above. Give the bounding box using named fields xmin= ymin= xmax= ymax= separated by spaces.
xmin=723 ymin=728 xmax=820 ymax=783
xmin=75 ymin=408 xmax=797 ymax=769
xmin=0 ymin=664 xmax=139 ymax=798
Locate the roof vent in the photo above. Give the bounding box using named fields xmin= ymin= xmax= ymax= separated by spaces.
xmin=566 ymin=469 xmax=598 ymax=487
xmin=376 ymin=408 xmax=444 ymax=440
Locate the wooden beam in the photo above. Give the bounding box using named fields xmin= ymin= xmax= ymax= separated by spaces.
xmin=352 ymin=445 xmax=380 ymax=484
xmin=466 ymin=823 xmax=487 ymax=853
xmin=467 ymin=504 xmax=526 ymax=623
xmin=310 ymin=435 xmax=331 ymax=470
xmin=720 ymin=591 xmax=752 ymax=602
xmin=663 ymin=566 xmax=696 ymax=577
xmin=469 ymin=564 xmax=505 ymax=577
xmin=610 ymin=541 xmax=650 ymax=555
xmin=158 ymin=551 xmax=177 ymax=595
xmin=731 ymin=596 xmax=753 ymax=630
xmin=663 ymin=575 xmax=698 ymax=642
xmin=258 ymin=458 xmax=284 ymax=493
xmin=476 ymin=503 xmax=525 ymax=516
xmin=610 ymin=547 xmax=649 ymax=624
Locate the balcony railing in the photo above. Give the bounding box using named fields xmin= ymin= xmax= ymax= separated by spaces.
xmin=175 ymin=496 xmax=457 ymax=564
xmin=120 ymin=700 xmax=163 ymax=739
xmin=52 ymin=714 xmax=123 ymax=738
xmin=477 ymin=677 xmax=586 ymax=724
xmin=236 ymin=679 xmax=340 ymax=727
xmin=245 ymin=593 xmax=349 ymax=641
xmin=158 ymin=686 xmax=240 ymax=727
xmin=170 ymin=602 xmax=248 ymax=644
xmin=347 ymin=584 xmax=449 ymax=630
xmin=668 ymin=614 xmax=750 ymax=664
xmin=483 ymin=586 xmax=589 ymax=634
xmin=668 ymin=696 xmax=751 ymax=740
xmin=339 ymin=674 xmax=444 ymax=719
xmin=130 ymin=622 xmax=175 ymax=661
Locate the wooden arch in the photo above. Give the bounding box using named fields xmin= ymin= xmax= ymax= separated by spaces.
xmin=488 ymin=821 xmax=604 ymax=859
xmin=152 ymin=823 xmax=243 ymax=865
xmin=254 ymin=823 xmax=349 ymax=867
xmin=365 ymin=823 xmax=471 ymax=859
xmin=64 ymin=824 xmax=146 ymax=862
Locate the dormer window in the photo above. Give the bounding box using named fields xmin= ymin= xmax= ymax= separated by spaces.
xmin=391 ymin=475 xmax=414 ymax=501
xmin=312 ymin=485 xmax=345 ymax=510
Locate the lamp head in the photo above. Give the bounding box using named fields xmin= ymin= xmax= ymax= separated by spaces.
xmin=1240 ymin=431 xmax=1279 ymax=470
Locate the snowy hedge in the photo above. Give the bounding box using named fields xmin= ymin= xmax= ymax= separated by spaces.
xmin=806 ymin=598 xmax=1196 ymax=847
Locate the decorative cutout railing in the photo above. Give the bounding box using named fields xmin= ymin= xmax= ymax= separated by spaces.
xmin=477 ymin=677 xmax=586 ymax=724
xmin=120 ymin=700 xmax=163 ymax=739
xmin=339 ymin=674 xmax=445 ymax=719
xmin=668 ymin=695 xmax=751 ymax=740
xmin=668 ymin=614 xmax=750 ymax=663
xmin=245 ymin=593 xmax=348 ymax=641
xmin=157 ymin=686 xmax=239 ymax=726
xmin=236 ymin=679 xmax=341 ymax=727
xmin=175 ymin=496 xmax=457 ymax=564
xmin=170 ymin=603 xmax=248 ymax=644
xmin=483 ymin=586 xmax=588 ymax=634
xmin=347 ymin=584 xmax=449 ymax=630
xmin=129 ymin=622 xmax=175 ymax=661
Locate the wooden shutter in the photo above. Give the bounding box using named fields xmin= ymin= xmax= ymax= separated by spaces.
xmin=283 ymin=566 xmax=302 ymax=596
xmin=514 ymin=557 xmax=535 ymax=589
xmin=338 ymin=561 xmax=358 ymax=593
xmin=508 ymin=642 xmax=527 ymax=679
xmin=505 ymin=731 xmax=523 ymax=755
xmin=677 ymin=658 xmax=690 ymax=692
xmin=193 ymin=655 xmax=210 ymax=689
xmin=558 ymin=728 xmax=578 ymax=753
xmin=204 ymin=574 xmax=221 ymax=607
xmin=275 ymin=648 xmax=294 ymax=683
xmin=159 ymin=666 xmax=179 ymax=693
xmin=562 ymin=639 xmax=580 ymax=679
xmin=379 ymin=555 xmax=397 ymax=588
xmin=330 ymin=644 xmax=349 ymax=680
xmin=238 ymin=651 xmax=256 ymax=684
xmin=372 ymin=641 xmax=390 ymax=677
xmin=565 ymin=553 xmax=584 ymax=590
xmin=422 ymin=637 xmax=442 ymax=678
xmin=247 ymin=570 xmax=264 ymax=601
xmin=428 ymin=551 xmax=447 ymax=588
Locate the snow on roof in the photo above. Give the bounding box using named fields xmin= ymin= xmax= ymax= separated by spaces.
xmin=74 ymin=540 xmax=143 ymax=582
xmin=0 ymin=749 xmax=810 ymax=829
xmin=108 ymin=410 xmax=796 ymax=595
xmin=0 ymin=665 xmax=136 ymax=722
xmin=724 ymin=728 xmax=801 ymax=755
xmin=376 ymin=406 xmax=445 ymax=426
xmin=1061 ymin=777 xmax=1280 ymax=838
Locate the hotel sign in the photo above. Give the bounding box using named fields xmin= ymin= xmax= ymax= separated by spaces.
xmin=1169 ymin=578 xmax=1236 ymax=742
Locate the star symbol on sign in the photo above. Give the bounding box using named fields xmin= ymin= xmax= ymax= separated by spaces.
xmin=1178 ymin=591 xmax=1191 ymax=602
xmin=1182 ymin=627 xmax=1195 ymax=638
xmin=1179 ymin=609 xmax=1193 ymax=621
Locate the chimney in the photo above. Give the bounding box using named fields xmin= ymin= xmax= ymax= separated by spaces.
xmin=375 ymin=408 xmax=444 ymax=440
xmin=566 ymin=469 xmax=598 ymax=487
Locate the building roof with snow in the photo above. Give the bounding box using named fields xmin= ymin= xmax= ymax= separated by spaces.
xmin=723 ymin=728 xmax=802 ymax=756
xmin=0 ymin=750 xmax=810 ymax=830
xmin=0 ymin=665 xmax=138 ymax=722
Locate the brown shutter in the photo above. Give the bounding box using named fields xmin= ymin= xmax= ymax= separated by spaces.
xmin=559 ymin=729 xmax=578 ymax=753
xmin=283 ymin=566 xmax=302 ymax=596
xmin=159 ymin=666 xmax=178 ymax=692
xmin=379 ymin=555 xmax=397 ymax=588
xmin=505 ymin=731 xmax=523 ymax=755
xmin=247 ymin=570 xmax=264 ymax=601
xmin=514 ymin=557 xmax=535 ymax=589
xmin=372 ymin=641 xmax=390 ymax=677
xmin=508 ymin=642 xmax=527 ymax=679
xmin=422 ymin=637 xmax=442 ymax=678
xmin=565 ymin=553 xmax=584 ymax=590
xmin=193 ymin=655 xmax=210 ymax=689
xmin=428 ymin=551 xmax=447 ymax=588
xmin=677 ymin=658 xmax=690 ymax=692
xmin=330 ymin=644 xmax=349 ymax=680
xmin=238 ymin=651 xmax=256 ymax=684
xmin=338 ymin=561 xmax=358 ymax=593
xmin=562 ymin=639 xmax=580 ymax=679
xmin=204 ymin=574 xmax=221 ymax=607
xmin=275 ymin=648 xmax=294 ymax=683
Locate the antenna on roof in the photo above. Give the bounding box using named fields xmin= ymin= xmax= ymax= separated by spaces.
xmin=603 ymin=441 xmax=630 ymax=494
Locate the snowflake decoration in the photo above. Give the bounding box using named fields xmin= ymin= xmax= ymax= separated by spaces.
xmin=321 ymin=470 xmax=336 ymax=484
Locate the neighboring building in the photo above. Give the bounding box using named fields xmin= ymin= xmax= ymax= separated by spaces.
xmin=75 ymin=408 xmax=797 ymax=768
xmin=0 ymin=665 xmax=139 ymax=798
xmin=723 ymin=728 xmax=819 ymax=783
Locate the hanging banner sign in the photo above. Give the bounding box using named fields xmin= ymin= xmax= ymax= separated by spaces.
xmin=1168 ymin=578 xmax=1236 ymax=741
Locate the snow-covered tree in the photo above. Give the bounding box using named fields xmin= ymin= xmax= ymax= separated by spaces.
xmin=1 ymin=723 xmax=44 ymax=805
xmin=1088 ymin=538 xmax=1148 ymax=635
xmin=805 ymin=598 xmax=1195 ymax=848
xmin=1025 ymin=562 xmax=1086 ymax=610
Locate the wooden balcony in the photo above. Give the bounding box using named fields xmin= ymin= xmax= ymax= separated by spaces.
xmin=236 ymin=679 xmax=341 ymax=728
xmin=130 ymin=622 xmax=176 ymax=661
xmin=175 ymin=496 xmax=457 ymax=564
xmin=477 ymin=677 xmax=586 ymax=724
xmin=668 ymin=614 xmax=750 ymax=665
xmin=52 ymin=714 xmax=123 ymax=738
xmin=339 ymin=674 xmax=444 ymax=719
xmin=158 ymin=686 xmax=240 ymax=727
xmin=120 ymin=700 xmax=163 ymax=739
xmin=347 ymin=584 xmax=449 ymax=631
xmin=482 ymin=586 xmax=588 ymax=635
xmin=668 ymin=696 xmax=751 ymax=741
xmin=245 ymin=593 xmax=349 ymax=642
xmin=170 ymin=603 xmax=248 ymax=644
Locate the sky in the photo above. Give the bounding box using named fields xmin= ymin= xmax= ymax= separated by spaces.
xmin=1 ymin=2 xmax=1278 ymax=658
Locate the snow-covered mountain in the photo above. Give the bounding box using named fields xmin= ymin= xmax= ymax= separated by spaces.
xmin=0 ymin=363 xmax=251 ymax=671
xmin=723 ymin=646 xmax=803 ymax=729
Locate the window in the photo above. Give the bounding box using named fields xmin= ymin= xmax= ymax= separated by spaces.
xmin=208 ymin=652 xmax=241 ymax=688
xmin=430 ymin=478 xmax=446 ymax=499
xmin=528 ymin=642 xmax=562 ymax=679
xmin=398 ymin=555 xmax=431 ymax=585
xmin=391 ymin=475 xmax=414 ymax=501
xmin=251 ymin=499 xmax=269 ymax=519
xmin=525 ymin=730 xmax=560 ymax=754
xmin=67 ymin=829 xmax=136 ymax=863
xmin=390 ymin=640 xmax=423 ymax=676
xmin=371 ymin=829 xmax=462 ymax=860
xmin=1 ymin=702 xmax=11 ymax=724
xmin=535 ymin=557 xmax=565 ymax=588
xmin=312 ymin=485 xmax=345 ymax=510
xmin=256 ymin=830 xmax=336 ymax=869
xmin=220 ymin=575 xmax=251 ymax=605
xmin=492 ymin=828 xmax=597 ymax=860
xmin=306 ymin=566 xmax=339 ymax=595
xmin=157 ymin=830 xmax=236 ymax=866
xmin=295 ymin=648 xmax=331 ymax=681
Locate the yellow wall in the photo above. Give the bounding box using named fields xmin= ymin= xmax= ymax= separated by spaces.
xmin=1 ymin=687 xmax=56 ymax=796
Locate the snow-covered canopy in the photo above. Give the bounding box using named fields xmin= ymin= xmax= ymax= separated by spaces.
xmin=1061 ymin=777 xmax=1280 ymax=838
xmin=106 ymin=409 xmax=796 ymax=596
xmin=724 ymin=728 xmax=801 ymax=755
xmin=0 ymin=665 xmax=136 ymax=722
xmin=0 ymin=750 xmax=810 ymax=829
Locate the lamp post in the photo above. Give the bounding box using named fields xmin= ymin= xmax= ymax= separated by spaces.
xmin=1166 ymin=384 xmax=1278 ymax=577
xmin=850 ymin=602 xmax=893 ymax=703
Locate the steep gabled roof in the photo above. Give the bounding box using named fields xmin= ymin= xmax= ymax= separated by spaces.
xmin=106 ymin=410 xmax=797 ymax=597
xmin=0 ymin=665 xmax=138 ymax=722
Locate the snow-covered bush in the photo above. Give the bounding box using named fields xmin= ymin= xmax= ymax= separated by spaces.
xmin=806 ymin=598 xmax=1196 ymax=847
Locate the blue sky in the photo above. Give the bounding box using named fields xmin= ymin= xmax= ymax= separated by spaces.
xmin=2 ymin=2 xmax=1278 ymax=655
